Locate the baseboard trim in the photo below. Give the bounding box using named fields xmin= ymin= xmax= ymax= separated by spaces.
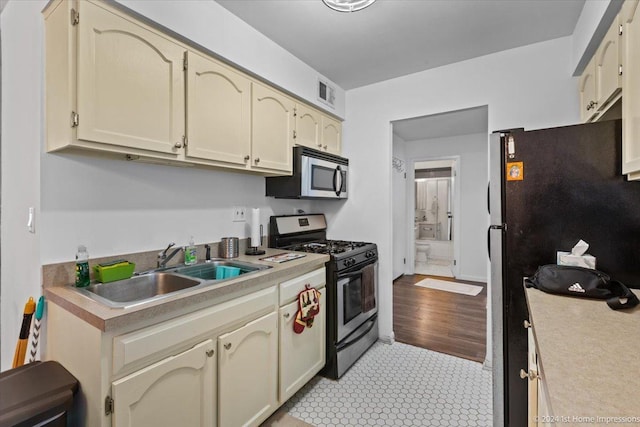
xmin=379 ymin=332 xmax=395 ymax=345
xmin=456 ymin=274 xmax=487 ymax=283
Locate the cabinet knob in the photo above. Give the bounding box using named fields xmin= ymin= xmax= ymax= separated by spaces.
xmin=323 ymin=145 xmax=327 ymax=150
xmin=520 ymin=368 xmax=538 ymax=380
xmin=224 ymin=343 xmax=232 ymax=350
xmin=523 ymin=320 xmax=531 ymax=329
xmin=586 ymin=100 xmax=598 ymax=111
xmin=254 ymin=158 xmax=260 ymax=164
xmin=174 ymin=141 xmax=183 ymax=148
xmin=284 ymin=313 xmax=291 ymax=319
xmin=317 ymin=143 xmax=323 ymax=148
xmin=244 ymin=155 xmax=250 ymax=162
xmin=206 ymin=349 xmax=214 ymax=357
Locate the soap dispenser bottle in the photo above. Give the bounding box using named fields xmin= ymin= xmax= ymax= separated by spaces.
xmin=75 ymin=245 xmax=90 ymax=287
xmin=184 ymin=237 xmax=197 ymax=265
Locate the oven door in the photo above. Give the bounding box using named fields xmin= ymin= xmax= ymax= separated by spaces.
xmin=301 ymin=155 xmax=348 ymax=199
xmin=336 ymin=260 xmax=378 ymax=343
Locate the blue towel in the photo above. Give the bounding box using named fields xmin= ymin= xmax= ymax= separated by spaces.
xmin=215 ymin=266 xmax=241 ymax=280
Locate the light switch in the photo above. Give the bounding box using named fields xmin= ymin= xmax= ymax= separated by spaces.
xmin=27 ymin=207 xmax=35 ymax=233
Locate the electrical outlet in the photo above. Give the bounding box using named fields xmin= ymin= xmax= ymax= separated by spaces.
xmin=232 ymin=206 xmax=246 ymax=222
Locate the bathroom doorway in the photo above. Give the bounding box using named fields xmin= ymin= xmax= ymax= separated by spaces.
xmin=414 ymin=159 xmax=456 ymax=277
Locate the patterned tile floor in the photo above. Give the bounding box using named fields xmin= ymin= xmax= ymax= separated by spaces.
xmin=283 ymin=341 xmax=492 ymax=426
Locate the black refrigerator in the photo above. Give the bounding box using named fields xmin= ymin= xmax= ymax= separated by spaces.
xmin=488 ymin=119 xmax=640 ymax=427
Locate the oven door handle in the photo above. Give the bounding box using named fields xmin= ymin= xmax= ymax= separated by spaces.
xmin=338 ymin=271 xmax=363 ymax=280
xmin=336 ymin=317 xmax=377 ymax=352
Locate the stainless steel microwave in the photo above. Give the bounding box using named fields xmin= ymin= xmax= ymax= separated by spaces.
xmin=265 ymin=146 xmax=348 ymax=199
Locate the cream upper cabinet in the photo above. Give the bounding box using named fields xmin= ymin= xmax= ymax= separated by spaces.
xmin=185 ymin=51 xmax=252 ymax=167
xmin=111 ymin=340 xmax=215 ymax=427
xmin=321 ymin=115 xmax=342 ymax=154
xmin=294 ymin=103 xmax=321 ymax=150
xmin=579 ymin=56 xmax=598 ymax=123
xmin=218 ymin=311 xmax=279 ymax=427
xmin=77 ymin=0 xmax=185 ymax=154
xmin=252 ymin=83 xmax=295 ymax=174
xmin=622 ymin=0 xmax=640 ymax=178
xmin=595 ymin=14 xmax=622 ymax=113
xmin=44 ymin=0 xmax=330 ymax=175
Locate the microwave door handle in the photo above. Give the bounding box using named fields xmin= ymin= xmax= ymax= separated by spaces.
xmin=333 ymin=165 xmax=342 ymax=196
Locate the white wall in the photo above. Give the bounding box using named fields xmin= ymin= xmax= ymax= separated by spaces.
xmin=0 ymin=0 xmax=341 ymax=370
xmin=1 ymin=0 xmax=43 ymax=371
xmin=327 ymin=36 xmax=580 ymax=346
xmin=405 ymin=133 xmax=488 ymax=282
xmin=391 ymin=134 xmax=406 ymax=279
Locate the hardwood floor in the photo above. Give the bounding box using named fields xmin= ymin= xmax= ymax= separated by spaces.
xmin=393 ymin=274 xmax=487 ymax=363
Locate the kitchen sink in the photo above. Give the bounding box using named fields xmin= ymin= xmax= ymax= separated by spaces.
xmin=169 ymin=259 xmax=271 ymax=281
xmin=73 ymin=259 xmax=271 ymax=308
xmin=75 ymin=272 xmax=203 ymax=309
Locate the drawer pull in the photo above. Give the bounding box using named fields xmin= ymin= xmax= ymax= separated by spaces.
xmin=523 ymin=320 xmax=531 ymax=329
xmin=224 ymin=343 xmax=232 ymax=350
xmin=284 ymin=313 xmax=291 ymax=319
xmin=206 ymin=349 xmax=214 ymax=357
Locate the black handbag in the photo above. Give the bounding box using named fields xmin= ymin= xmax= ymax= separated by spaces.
xmin=525 ymin=264 xmax=639 ymax=310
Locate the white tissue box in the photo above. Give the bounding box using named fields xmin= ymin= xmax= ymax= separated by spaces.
xmin=556 ymin=251 xmax=596 ymax=269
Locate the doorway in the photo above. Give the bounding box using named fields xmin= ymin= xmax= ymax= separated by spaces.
xmin=391 ymin=105 xmax=489 ymax=364
xmin=414 ymin=159 xmax=455 ymax=277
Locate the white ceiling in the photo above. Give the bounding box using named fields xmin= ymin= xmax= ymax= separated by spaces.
xmin=216 ymin=0 xmax=586 ymax=90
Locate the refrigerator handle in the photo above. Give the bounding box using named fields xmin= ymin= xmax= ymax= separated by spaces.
xmin=488 ymin=224 xmax=506 ymax=260
xmin=487 ymin=183 xmax=490 ymax=215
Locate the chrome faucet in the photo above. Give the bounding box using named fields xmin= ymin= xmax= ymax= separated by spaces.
xmin=157 ymin=242 xmax=182 ymax=268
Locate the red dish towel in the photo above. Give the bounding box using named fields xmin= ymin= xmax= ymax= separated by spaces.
xmin=361 ymin=264 xmax=376 ymax=312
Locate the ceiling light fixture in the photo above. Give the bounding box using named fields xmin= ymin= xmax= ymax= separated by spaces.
xmin=322 ymin=0 xmax=376 ymax=13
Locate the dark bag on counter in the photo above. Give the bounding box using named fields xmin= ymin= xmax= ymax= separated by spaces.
xmin=525 ymin=264 xmax=639 ymax=310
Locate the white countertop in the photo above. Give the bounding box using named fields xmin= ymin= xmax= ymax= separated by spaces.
xmin=525 ymin=286 xmax=640 ymax=424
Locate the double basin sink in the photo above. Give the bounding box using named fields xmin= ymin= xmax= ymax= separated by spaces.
xmin=74 ymin=259 xmax=272 ymax=309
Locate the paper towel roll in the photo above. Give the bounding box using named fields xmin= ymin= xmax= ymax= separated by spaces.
xmin=250 ymin=208 xmax=261 ymax=247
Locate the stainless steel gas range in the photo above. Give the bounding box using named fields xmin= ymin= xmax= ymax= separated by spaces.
xmin=269 ymin=214 xmax=378 ymax=379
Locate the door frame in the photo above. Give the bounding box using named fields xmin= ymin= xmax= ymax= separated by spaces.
xmin=405 ymin=156 xmax=461 ymax=278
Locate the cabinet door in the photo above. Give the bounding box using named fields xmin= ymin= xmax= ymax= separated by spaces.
xmin=526 ymin=325 xmax=538 ymax=427
xmin=186 ymin=51 xmax=252 ymax=166
xmin=112 ymin=340 xmax=215 ymax=427
xmin=77 ymin=1 xmax=185 ymax=154
xmin=252 ymin=83 xmax=295 ymax=174
xmin=279 ymin=291 xmax=326 ymax=403
xmin=218 ymin=312 xmax=278 ymax=427
xmin=596 ymin=14 xmax=622 ymax=112
xmin=622 ymin=0 xmax=640 ymax=177
xmin=294 ymin=104 xmax=321 ymax=150
xmin=579 ymin=56 xmax=598 ymax=123
xmin=321 ymin=115 xmax=342 ymax=154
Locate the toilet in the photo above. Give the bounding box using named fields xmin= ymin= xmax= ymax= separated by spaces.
xmin=415 ymin=241 xmax=431 ymax=262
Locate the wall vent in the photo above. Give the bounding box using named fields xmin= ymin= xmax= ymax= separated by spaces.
xmin=317 ymin=78 xmax=335 ymax=108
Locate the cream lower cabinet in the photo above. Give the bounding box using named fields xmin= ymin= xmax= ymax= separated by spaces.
xmin=218 ymin=312 xmax=278 ymax=427
xmin=278 ymin=268 xmax=327 ymax=403
xmin=279 ymin=292 xmax=326 ymax=402
xmin=252 ymin=83 xmax=295 ymax=174
xmin=525 ymin=320 xmax=553 ymax=427
xmin=112 ymin=340 xmax=215 ymax=427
